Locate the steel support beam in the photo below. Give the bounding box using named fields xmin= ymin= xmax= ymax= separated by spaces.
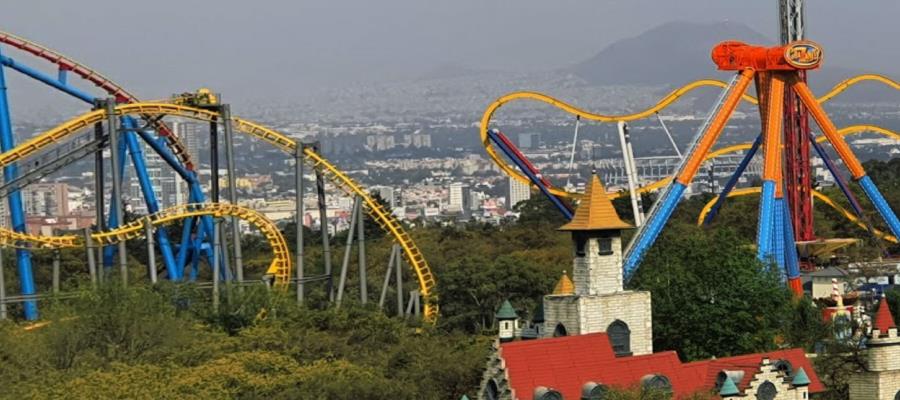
xmin=221 ymin=104 xmax=243 ymax=283
xmin=0 ymin=49 xmax=37 ymax=319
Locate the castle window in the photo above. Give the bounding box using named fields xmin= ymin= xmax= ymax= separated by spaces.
xmin=894 ymin=390 xmax=900 ymax=400
xmin=607 ymin=320 xmax=631 ymax=357
xmin=575 ymin=233 xmax=587 ymax=257
xmin=641 ymin=374 xmax=672 ymax=397
xmin=484 ymin=379 xmax=499 ymax=400
xmin=773 ymin=359 xmax=793 ymax=377
xmin=553 ymin=323 xmax=568 ymax=337
xmin=598 ymin=237 xmax=613 ymax=255
xmin=756 ymin=381 xmax=777 ymax=400
xmin=582 ymin=382 xmax=608 ymax=400
xmin=533 ymin=386 xmax=564 ymax=400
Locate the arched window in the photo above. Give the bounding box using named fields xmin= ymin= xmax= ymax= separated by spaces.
xmin=607 ymin=320 xmax=631 ymax=356
xmin=773 ymin=359 xmax=793 ymax=377
xmin=756 ymin=381 xmax=777 ymax=400
xmin=553 ymin=323 xmax=568 ymax=337
xmin=582 ymin=381 xmax=608 ymax=400
xmin=534 ymin=386 xmax=564 ymax=400
xmin=642 ymin=374 xmax=672 ymax=397
xmin=484 ymin=379 xmax=499 ymax=400
xmin=894 ymin=389 xmax=900 ymax=400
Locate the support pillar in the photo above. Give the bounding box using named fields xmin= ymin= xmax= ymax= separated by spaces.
xmin=93 ymin=121 xmax=105 ymax=281
xmin=336 ymin=196 xmax=360 ymax=307
xmin=0 ymin=50 xmax=38 ymax=319
xmin=84 ymin=228 xmax=97 ymax=287
xmin=295 ymin=144 xmax=305 ymax=302
xmin=395 ymin=246 xmax=403 ymax=316
xmin=357 ymin=197 xmax=367 ymax=304
xmin=314 ymin=151 xmax=333 ymax=301
xmin=221 ymin=105 xmax=243 ymax=282
xmin=212 ymin=216 xmax=220 ymax=312
xmin=105 ymin=99 xmax=128 ymax=285
xmin=378 ymin=245 xmax=398 ymax=309
xmin=144 ymin=217 xmax=157 ymax=284
xmin=52 ymin=250 xmax=60 ymax=294
xmin=0 ymin=248 xmax=6 ymax=320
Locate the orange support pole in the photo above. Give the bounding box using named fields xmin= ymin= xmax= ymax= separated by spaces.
xmin=763 ymin=73 xmax=785 ymax=184
xmin=677 ymin=69 xmax=755 ymax=185
xmin=791 ymin=79 xmax=865 ymax=178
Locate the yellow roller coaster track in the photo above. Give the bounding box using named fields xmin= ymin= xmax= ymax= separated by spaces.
xmin=0 ymin=30 xmax=196 ymax=170
xmin=696 ymin=187 xmax=899 ymax=244
xmin=0 ymin=103 xmax=438 ymax=321
xmin=480 ymin=74 xmax=900 ymax=198
xmin=0 ymin=203 xmax=291 ymax=286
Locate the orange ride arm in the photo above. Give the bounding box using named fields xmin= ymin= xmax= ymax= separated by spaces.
xmin=792 ymin=79 xmax=866 ymax=178
xmin=763 ymin=73 xmax=786 ymax=195
xmin=676 ymin=69 xmax=756 ymax=185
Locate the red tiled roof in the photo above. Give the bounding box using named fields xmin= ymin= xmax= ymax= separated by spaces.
xmin=498 ymin=333 xmax=824 ymax=399
xmin=873 ymin=298 xmax=896 ymax=334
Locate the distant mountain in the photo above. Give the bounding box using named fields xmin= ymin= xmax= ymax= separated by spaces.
xmin=571 ymin=21 xmax=897 ymax=102
xmin=571 ymin=21 xmax=770 ymax=86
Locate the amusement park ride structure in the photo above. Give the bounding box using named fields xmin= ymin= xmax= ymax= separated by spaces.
xmin=480 ymin=43 xmax=900 ymax=295
xmin=0 ymin=31 xmax=437 ymax=322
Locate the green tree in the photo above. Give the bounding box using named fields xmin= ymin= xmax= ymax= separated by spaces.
xmin=629 ymin=224 xmax=797 ymax=361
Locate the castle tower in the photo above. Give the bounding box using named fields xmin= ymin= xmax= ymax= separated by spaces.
xmin=849 ymin=296 xmax=900 ymax=399
xmin=541 ymin=173 xmax=653 ymax=356
xmin=496 ymin=299 xmax=519 ymax=343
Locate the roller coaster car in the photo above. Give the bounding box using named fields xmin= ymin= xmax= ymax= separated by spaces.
xmin=171 ymin=88 xmax=219 ymax=107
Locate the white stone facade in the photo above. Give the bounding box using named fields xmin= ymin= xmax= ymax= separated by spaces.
xmin=541 ymin=232 xmax=653 ymax=356
xmin=572 ymin=236 xmax=623 ymax=296
xmin=849 ymin=326 xmax=900 ymax=400
xmin=738 ymin=358 xmax=810 ymax=400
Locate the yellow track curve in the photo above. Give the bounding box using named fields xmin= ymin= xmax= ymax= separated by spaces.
xmin=0 ymin=203 xmax=292 ymax=286
xmin=481 ymin=74 xmax=900 ymax=198
xmin=0 ymin=104 xmax=438 ymax=321
xmin=696 ymin=187 xmax=898 ymax=244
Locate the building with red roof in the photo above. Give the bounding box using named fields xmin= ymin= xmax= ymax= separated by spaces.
xmin=478 ymin=173 xmax=824 ymax=400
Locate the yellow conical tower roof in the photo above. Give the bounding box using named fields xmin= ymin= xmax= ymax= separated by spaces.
xmin=559 ymin=173 xmax=633 ymax=231
xmin=552 ymin=271 xmax=575 ymax=295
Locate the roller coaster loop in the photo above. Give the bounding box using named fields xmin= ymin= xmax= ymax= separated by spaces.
xmin=0 ymin=103 xmax=439 ymax=321
xmin=0 ymin=203 xmax=292 ymax=286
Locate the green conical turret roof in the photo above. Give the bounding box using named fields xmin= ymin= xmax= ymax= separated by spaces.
xmin=460 ymin=395 xmax=470 ymax=400
xmin=496 ymin=300 xmax=518 ymax=320
xmin=792 ymin=367 xmax=810 ymax=387
xmin=719 ymin=377 xmax=740 ymax=397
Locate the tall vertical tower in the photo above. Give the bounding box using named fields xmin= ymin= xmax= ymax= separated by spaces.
xmin=541 ymin=173 xmax=652 ymax=356
xmin=849 ymin=297 xmax=900 ymax=399
xmin=780 ymin=0 xmax=816 ymax=270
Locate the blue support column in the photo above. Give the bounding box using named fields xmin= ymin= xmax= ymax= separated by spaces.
xmin=0 ymin=50 xmax=37 ymax=319
xmin=703 ymin=135 xmax=762 ymax=225
xmin=771 ymin=198 xmax=787 ymax=274
xmin=782 ymin=203 xmax=801 ymax=282
xmin=859 ymin=176 xmax=900 ymax=238
xmin=623 ymin=182 xmax=686 ymax=279
xmin=757 ymin=180 xmax=776 ymax=262
xmin=121 ymin=117 xmax=178 ymax=278
xmin=0 ymin=55 xmax=94 ymax=104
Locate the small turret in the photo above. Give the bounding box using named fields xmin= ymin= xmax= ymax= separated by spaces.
xmin=497 ymin=299 xmax=519 ymax=342
xmin=718 ymin=377 xmax=740 ymax=398
xmin=792 ymin=367 xmax=810 ymax=387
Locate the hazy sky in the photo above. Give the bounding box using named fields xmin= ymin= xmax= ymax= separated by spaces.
xmin=2 ymin=0 xmax=898 ymax=106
